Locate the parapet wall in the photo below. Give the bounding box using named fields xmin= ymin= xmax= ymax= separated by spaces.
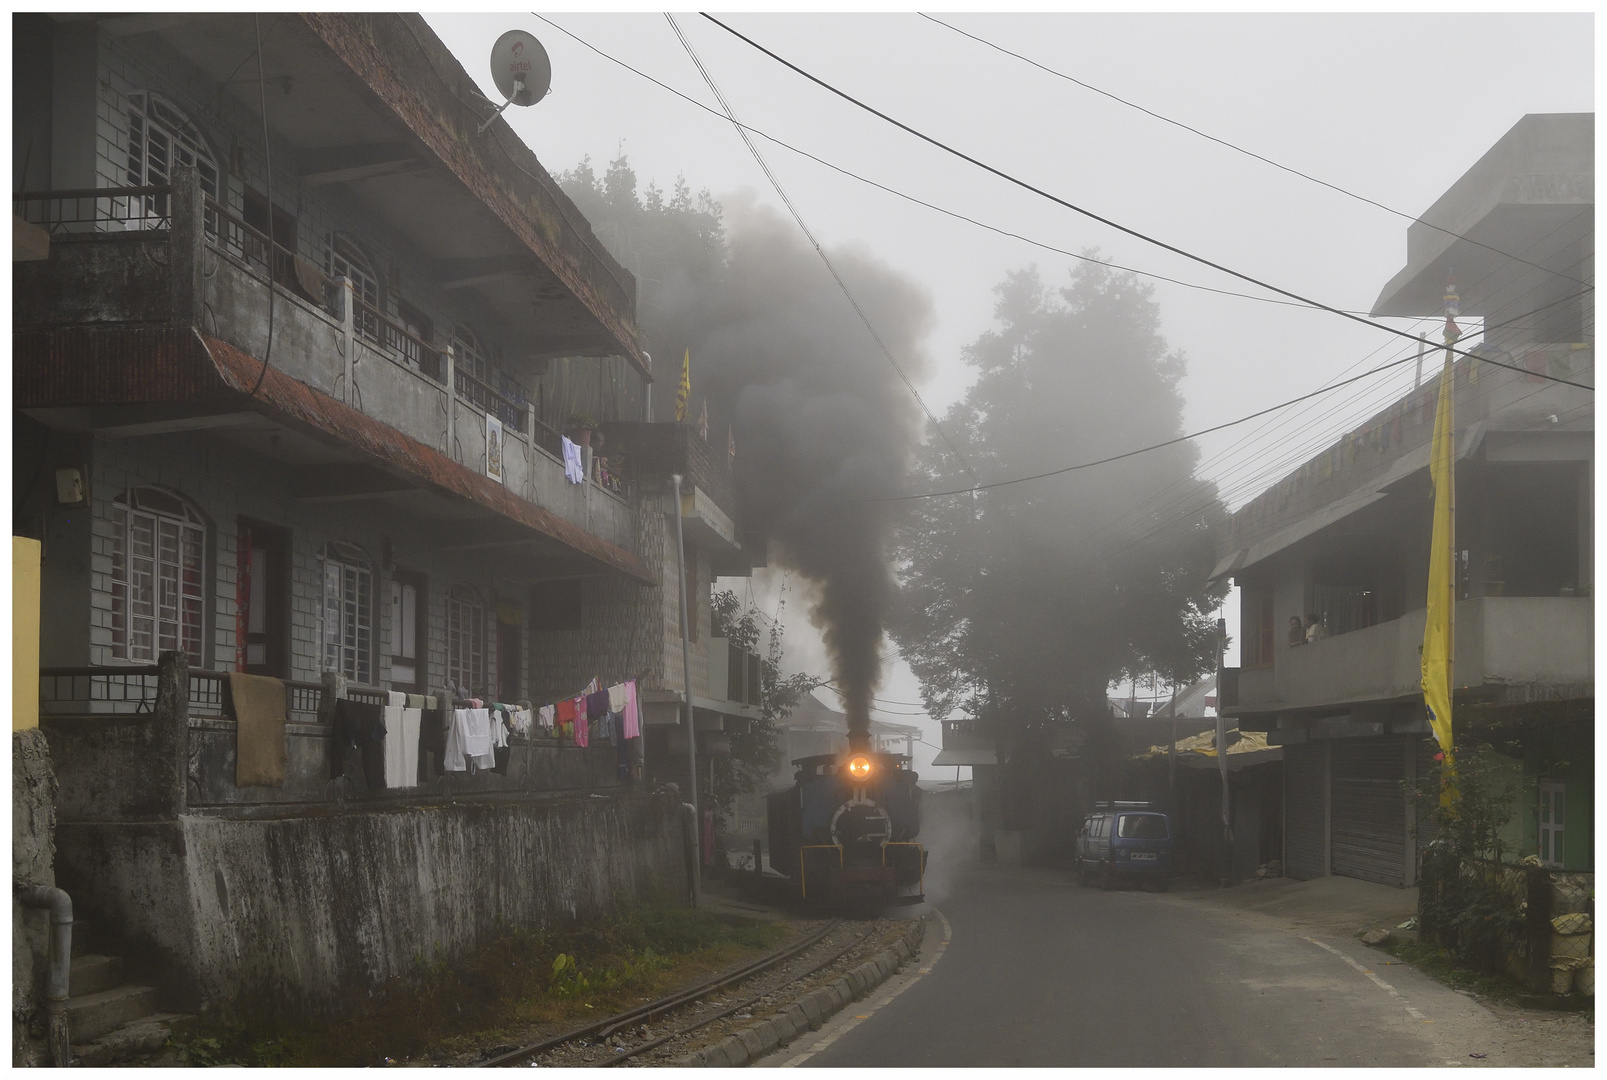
xmin=55 ymin=791 xmax=685 ymax=1019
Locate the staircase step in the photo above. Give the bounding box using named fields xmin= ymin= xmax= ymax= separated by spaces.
xmin=72 ymin=1014 xmax=183 ymax=1067
xmin=66 ymin=984 xmax=158 ymax=1043
xmin=69 ymin=920 xmax=94 ymax=957
xmin=68 ymin=954 xmax=125 ymax=998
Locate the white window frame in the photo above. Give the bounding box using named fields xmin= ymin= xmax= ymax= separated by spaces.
xmin=124 ymin=92 xmax=219 ymax=223
xmin=321 ymin=542 xmax=374 ymax=685
xmin=328 ymin=235 xmax=382 ymax=344
xmin=1538 ymin=778 xmax=1565 ymax=868
xmin=110 ymin=487 xmax=206 ymax=665
xmin=446 ymin=586 xmax=486 ymax=695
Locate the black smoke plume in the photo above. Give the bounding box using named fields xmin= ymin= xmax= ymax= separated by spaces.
xmin=662 ymin=198 xmax=934 ymax=747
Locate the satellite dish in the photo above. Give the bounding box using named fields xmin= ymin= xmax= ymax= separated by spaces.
xmin=490 ymin=29 xmax=551 ymax=108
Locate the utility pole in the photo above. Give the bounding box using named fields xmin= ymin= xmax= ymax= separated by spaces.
xmin=671 ymin=474 xmax=699 ymax=908
xmin=1215 ymin=618 xmax=1231 ymax=885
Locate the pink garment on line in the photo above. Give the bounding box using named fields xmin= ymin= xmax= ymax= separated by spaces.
xmin=621 ymin=680 xmax=641 ymax=740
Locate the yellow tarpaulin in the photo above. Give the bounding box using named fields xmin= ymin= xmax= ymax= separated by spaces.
xmin=1136 ymin=727 xmax=1273 ymax=761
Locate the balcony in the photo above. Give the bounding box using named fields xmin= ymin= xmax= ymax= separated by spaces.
xmin=14 ymin=182 xmax=637 ymax=561
xmin=1236 ymin=596 xmax=1594 ymax=715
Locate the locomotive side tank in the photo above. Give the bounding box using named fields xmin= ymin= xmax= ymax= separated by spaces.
xmin=766 ymin=750 xmax=925 ymax=909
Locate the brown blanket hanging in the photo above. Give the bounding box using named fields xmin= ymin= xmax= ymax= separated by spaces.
xmin=230 ymin=671 xmax=287 ymax=787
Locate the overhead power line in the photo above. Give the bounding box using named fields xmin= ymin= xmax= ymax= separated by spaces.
xmin=529 ymin=13 xmax=1381 ymax=317
xmin=662 ymin=13 xmax=979 ymax=485
xmin=701 ymin=14 xmax=1594 ymax=393
xmin=919 ymin=13 xmax=1592 ymax=291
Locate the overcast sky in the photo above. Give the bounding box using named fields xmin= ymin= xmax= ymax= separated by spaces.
xmin=428 ymin=11 xmax=1592 ymax=784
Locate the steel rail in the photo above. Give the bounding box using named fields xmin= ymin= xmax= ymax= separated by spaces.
xmin=594 ymin=921 xmax=891 ymax=1066
xmin=479 ymin=918 xmax=842 ymax=1067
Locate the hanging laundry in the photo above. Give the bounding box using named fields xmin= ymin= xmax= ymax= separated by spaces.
xmin=445 ymin=708 xmax=496 ymax=771
xmin=585 ymin=688 xmax=611 ymax=723
xmin=406 ymin=693 xmax=427 ymax=710
xmin=511 ymin=708 xmax=533 ymax=737
xmin=562 ymin=436 xmax=586 ymax=483
xmin=622 ymin=680 xmax=641 ymax=740
xmin=387 ymin=690 xmax=406 ymax=708
xmin=332 ymin=698 xmax=387 ymax=789
xmin=616 ymin=733 xmax=631 ymax=780
xmin=538 ymin=704 xmax=555 ymax=731
xmin=383 ymin=704 xmax=421 ymax=789
xmin=573 ymin=710 xmax=589 ymax=748
xmin=608 ymin=682 xmax=627 ymax=714
xmin=555 ymin=698 xmax=576 ymax=725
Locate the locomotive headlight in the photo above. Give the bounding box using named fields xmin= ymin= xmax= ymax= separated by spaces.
xmin=847 ymin=755 xmax=873 ymax=781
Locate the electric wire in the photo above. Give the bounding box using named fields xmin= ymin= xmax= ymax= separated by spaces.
xmin=530 ymin=12 xmax=1381 ymax=318
xmin=918 ymin=12 xmax=1593 ymax=291
xmin=249 ymin=13 xmax=275 ymax=397
xmin=663 ymin=13 xmax=979 ymax=485
xmin=702 ymin=13 xmax=1594 ymax=392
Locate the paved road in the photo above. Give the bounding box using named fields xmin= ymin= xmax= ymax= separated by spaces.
xmin=786 ymin=865 xmax=1502 ymax=1068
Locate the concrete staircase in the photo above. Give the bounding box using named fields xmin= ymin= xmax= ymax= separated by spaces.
xmin=67 ymin=923 xmax=193 ymax=1067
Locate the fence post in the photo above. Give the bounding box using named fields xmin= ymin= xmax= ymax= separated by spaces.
xmin=168 ymin=166 xmax=204 ymax=327
xmin=154 ymin=651 xmax=190 ymax=816
xmin=526 ymin=400 xmax=537 ymax=502
xmin=1525 ymin=864 xmax=1553 ymax=992
xmin=337 ymin=276 xmax=354 ymax=405
xmin=445 ymin=346 xmax=457 ymax=460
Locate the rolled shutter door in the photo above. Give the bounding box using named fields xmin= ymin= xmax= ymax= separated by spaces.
xmin=1331 ymin=737 xmax=1406 ymax=886
xmin=1284 ymin=742 xmax=1326 ymax=880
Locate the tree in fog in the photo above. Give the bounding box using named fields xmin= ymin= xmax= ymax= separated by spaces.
xmin=893 ymin=261 xmax=1227 ymax=790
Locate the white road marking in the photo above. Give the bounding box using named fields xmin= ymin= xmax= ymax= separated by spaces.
xmin=777 ymin=910 xmax=953 ymax=1067
xmin=1306 ymin=936 xmax=1430 ymax=1022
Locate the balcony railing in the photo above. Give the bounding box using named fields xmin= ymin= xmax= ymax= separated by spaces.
xmin=15 ymin=185 xmax=173 ymax=233
xmin=37 ymin=666 xmax=388 ymax=723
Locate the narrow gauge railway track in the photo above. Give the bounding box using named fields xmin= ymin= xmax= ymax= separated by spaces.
xmin=481 ymin=918 xmax=863 ymax=1068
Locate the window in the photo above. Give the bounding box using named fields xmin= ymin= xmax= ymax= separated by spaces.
xmin=1241 ymin=583 xmax=1275 ymax=668
xmin=452 ymin=324 xmax=491 ymax=384
xmin=1539 ymin=779 xmax=1565 ymax=868
xmin=389 ymin=571 xmax=425 ymax=690
xmin=125 ymin=92 xmax=219 ymax=218
xmin=1117 ymin=814 xmax=1169 ymax=840
xmin=322 ymin=541 xmax=374 ymax=684
xmin=111 ymin=487 xmax=206 ymax=665
xmin=446 ymin=586 xmax=486 ymax=695
xmin=394 ymin=300 xmax=435 ymax=377
xmin=328 ymin=235 xmax=381 ymax=343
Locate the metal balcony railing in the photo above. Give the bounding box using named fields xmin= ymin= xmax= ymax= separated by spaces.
xmin=14 ymin=185 xmax=174 ymax=233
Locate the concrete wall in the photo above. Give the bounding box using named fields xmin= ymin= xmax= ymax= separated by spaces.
xmin=54 ymin=792 xmax=684 ymax=1018
xmin=1242 ymin=596 xmax=1593 ymax=711
xmin=12 ymin=729 xmax=58 ymax=1066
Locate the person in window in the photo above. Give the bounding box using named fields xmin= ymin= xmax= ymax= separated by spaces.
xmin=1304 ymin=614 xmax=1327 ymax=643
xmin=1288 ymin=615 xmax=1306 ymax=648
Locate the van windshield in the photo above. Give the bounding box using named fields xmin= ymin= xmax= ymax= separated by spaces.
xmin=1117 ymin=814 xmax=1168 ymax=840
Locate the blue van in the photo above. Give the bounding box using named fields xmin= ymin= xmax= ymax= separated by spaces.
xmin=1075 ymin=801 xmax=1174 ymax=891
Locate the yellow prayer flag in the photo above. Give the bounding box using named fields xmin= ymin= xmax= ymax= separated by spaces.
xmin=1421 ymin=352 xmax=1456 ymax=762
xmin=675 ymin=348 xmax=691 ymax=422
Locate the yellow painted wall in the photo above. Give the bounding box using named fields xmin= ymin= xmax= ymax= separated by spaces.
xmin=14 ymin=536 xmax=41 ymax=730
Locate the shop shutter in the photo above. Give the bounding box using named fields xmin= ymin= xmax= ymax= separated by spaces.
xmin=1284 ymin=742 xmax=1327 ymax=880
xmin=1330 ymin=737 xmax=1407 ymax=887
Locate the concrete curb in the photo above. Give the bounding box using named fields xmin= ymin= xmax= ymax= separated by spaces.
xmin=671 ymin=919 xmax=926 ymax=1067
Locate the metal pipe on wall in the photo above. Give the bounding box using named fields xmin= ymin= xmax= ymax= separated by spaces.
xmin=670 ymin=473 xmax=699 ymax=907
xmin=18 ymin=885 xmax=73 ymax=1066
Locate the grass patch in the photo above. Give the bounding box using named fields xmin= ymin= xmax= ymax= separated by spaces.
xmin=1375 ymin=936 xmax=1520 ymax=1005
xmin=166 ymin=890 xmax=791 ymax=1067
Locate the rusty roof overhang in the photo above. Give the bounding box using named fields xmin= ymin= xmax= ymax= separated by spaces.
xmin=296 ymin=14 xmax=649 ymax=378
xmin=14 ymin=326 xmax=654 ymax=584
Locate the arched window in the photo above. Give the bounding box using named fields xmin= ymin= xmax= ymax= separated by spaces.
xmin=446 ymin=584 xmax=486 ymax=695
xmin=111 ymin=487 xmax=207 ymax=665
xmin=328 ymin=234 xmax=382 ymax=343
xmin=124 ymin=92 xmax=219 ymax=224
xmin=321 ymin=541 xmax=374 ymax=684
xmin=451 ymin=324 xmax=490 ymax=384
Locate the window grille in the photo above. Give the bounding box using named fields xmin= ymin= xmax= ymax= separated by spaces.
xmin=111 ymin=488 xmax=206 ymax=665
xmin=328 ymin=236 xmax=382 ymax=344
xmin=125 ymin=92 xmax=218 ymax=220
xmin=1539 ymin=779 xmax=1566 ymax=867
xmin=446 ymin=587 xmax=486 ymax=694
xmin=322 ymin=542 xmax=374 ymax=684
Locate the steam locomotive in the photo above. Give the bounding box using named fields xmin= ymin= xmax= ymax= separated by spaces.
xmin=766 ymin=749 xmax=925 ymax=909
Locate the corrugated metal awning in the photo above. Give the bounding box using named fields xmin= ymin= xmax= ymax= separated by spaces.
xmin=932 ymin=748 xmax=997 ymax=767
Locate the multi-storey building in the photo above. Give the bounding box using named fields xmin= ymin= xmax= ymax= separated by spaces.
xmin=12 ymin=12 xmax=763 ymax=1047
xmin=1219 ymin=114 xmax=1593 ymax=886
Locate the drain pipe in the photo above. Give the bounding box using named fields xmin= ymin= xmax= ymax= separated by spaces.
xmin=18 ymin=885 xmax=73 ymax=1066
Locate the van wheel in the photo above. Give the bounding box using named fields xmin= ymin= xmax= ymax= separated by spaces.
xmin=1100 ymin=862 xmax=1115 ymax=891
xmin=1078 ymin=862 xmax=1090 ymax=887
